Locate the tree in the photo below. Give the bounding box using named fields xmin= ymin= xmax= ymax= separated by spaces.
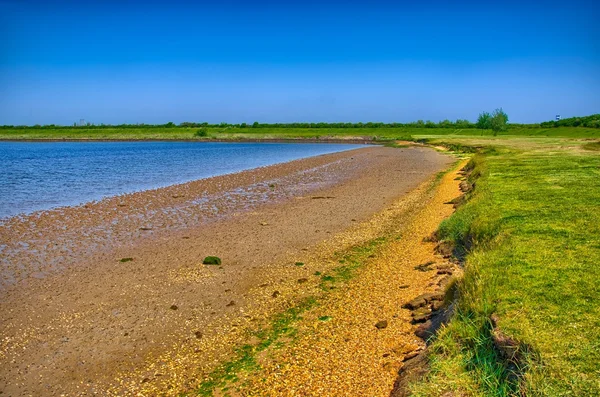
xmin=476 ymin=111 xmax=491 ymax=129
xmin=489 ymin=108 xmax=509 ymax=134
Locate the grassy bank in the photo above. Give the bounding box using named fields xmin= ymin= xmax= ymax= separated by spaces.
xmin=0 ymin=126 xmax=598 ymax=141
xmin=409 ymin=139 xmax=600 ymax=395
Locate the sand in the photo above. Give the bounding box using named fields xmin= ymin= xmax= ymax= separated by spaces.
xmin=0 ymin=146 xmax=452 ymax=396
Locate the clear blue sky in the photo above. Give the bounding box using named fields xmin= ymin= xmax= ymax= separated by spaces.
xmin=1 ymin=0 xmax=599 ymax=125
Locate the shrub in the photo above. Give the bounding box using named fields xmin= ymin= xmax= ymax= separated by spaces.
xmin=477 ymin=112 xmax=492 ymax=129
xmin=489 ymin=108 xmax=509 ymax=134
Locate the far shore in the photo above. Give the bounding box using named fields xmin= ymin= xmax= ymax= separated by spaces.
xmin=0 ymin=136 xmax=382 ymax=144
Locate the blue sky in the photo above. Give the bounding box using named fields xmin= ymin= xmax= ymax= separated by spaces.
xmin=1 ymin=0 xmax=599 ymax=125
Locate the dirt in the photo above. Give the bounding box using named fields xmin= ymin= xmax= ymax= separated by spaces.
xmin=237 ymin=157 xmax=467 ymax=397
xmin=0 ymin=146 xmax=451 ymax=396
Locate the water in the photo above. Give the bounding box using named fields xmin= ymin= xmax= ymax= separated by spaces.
xmin=0 ymin=141 xmax=364 ymax=219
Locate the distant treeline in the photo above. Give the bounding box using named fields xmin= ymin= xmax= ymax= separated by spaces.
xmin=2 ymin=114 xmax=599 ymax=129
xmin=0 ymin=120 xmax=477 ymax=129
xmin=540 ymin=114 xmax=600 ymax=128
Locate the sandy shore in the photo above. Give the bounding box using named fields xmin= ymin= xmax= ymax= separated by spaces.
xmin=0 ymin=146 xmax=451 ymax=396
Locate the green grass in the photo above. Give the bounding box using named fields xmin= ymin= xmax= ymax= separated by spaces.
xmin=0 ymin=126 xmax=598 ymax=141
xmin=410 ymin=140 xmax=600 ymax=396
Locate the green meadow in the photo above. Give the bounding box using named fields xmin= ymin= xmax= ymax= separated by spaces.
xmin=0 ymin=124 xmax=598 ymax=141
xmin=409 ymin=132 xmax=600 ymax=396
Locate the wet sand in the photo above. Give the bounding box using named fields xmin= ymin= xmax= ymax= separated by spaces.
xmin=0 ymin=146 xmax=451 ymax=396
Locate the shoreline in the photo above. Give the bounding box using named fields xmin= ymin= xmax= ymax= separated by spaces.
xmin=0 ymin=137 xmax=383 ymax=144
xmin=0 ymin=146 xmax=452 ymax=395
xmin=0 ymin=143 xmax=368 ymax=223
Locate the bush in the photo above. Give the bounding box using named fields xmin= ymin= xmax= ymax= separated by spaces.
xmin=489 ymin=108 xmax=509 ymax=134
xmin=477 ymin=108 xmax=509 ymax=134
xmin=195 ymin=128 xmax=208 ymax=137
xmin=477 ymin=112 xmax=491 ymax=129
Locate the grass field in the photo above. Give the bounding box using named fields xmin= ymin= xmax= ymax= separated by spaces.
xmin=3 ymin=125 xmax=599 ymax=395
xmin=0 ymin=126 xmax=599 ymax=141
xmin=407 ymin=135 xmax=600 ymax=396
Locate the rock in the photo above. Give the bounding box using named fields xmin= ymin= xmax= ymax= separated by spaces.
xmin=403 ymin=350 xmax=420 ymax=361
xmin=202 ymin=256 xmax=222 ymax=265
xmin=414 ymin=320 xmax=434 ymax=339
xmin=272 ymin=290 xmax=281 ymax=298
xmin=395 ymin=343 xmax=420 ymax=355
xmin=437 ymin=268 xmax=453 ymax=275
xmin=412 ymin=314 xmax=429 ymax=324
xmin=435 ymin=241 xmax=454 ymax=257
xmin=194 ymin=331 xmax=203 ymax=339
xmin=170 ymin=305 xmax=178 ymax=310
xmin=375 ymin=320 xmax=388 ymax=329
xmin=141 ymin=377 xmax=150 ymax=383
xmin=414 ymin=261 xmax=435 ymax=272
xmin=421 ymin=292 xmax=444 ymax=302
xmin=119 ymin=257 xmax=133 ymax=263
xmin=432 ymin=300 xmax=445 ymax=311
xmin=403 ymin=292 xmax=441 ymax=310
xmin=437 ymin=276 xmax=453 ymax=289
xmin=399 ymin=285 xmax=409 ymax=289
xmin=402 ymin=296 xmax=427 ymax=310
xmin=490 ymin=314 xmax=520 ymax=361
xmin=391 ymin=348 xmax=430 ymax=397
xmin=226 ymin=300 xmax=235 ymax=307
xmin=411 ymin=307 xmax=432 ymax=323
xmin=259 ymin=222 xmax=268 ymax=226
xmin=297 ymin=278 xmax=308 ymax=284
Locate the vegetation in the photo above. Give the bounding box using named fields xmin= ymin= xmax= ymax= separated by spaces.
xmin=477 ymin=108 xmax=509 ymax=134
xmin=195 ymin=128 xmax=208 ymax=137
xmin=2 ymin=113 xmax=598 ymax=133
xmin=409 ymin=137 xmax=600 ymax=396
xmin=540 ymin=113 xmax=600 ymax=129
xmin=1 ymin=126 xmax=599 ymax=142
xmin=202 ymin=256 xmax=222 ymax=265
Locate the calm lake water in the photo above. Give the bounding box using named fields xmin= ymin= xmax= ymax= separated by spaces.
xmin=0 ymin=141 xmax=364 ymax=219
